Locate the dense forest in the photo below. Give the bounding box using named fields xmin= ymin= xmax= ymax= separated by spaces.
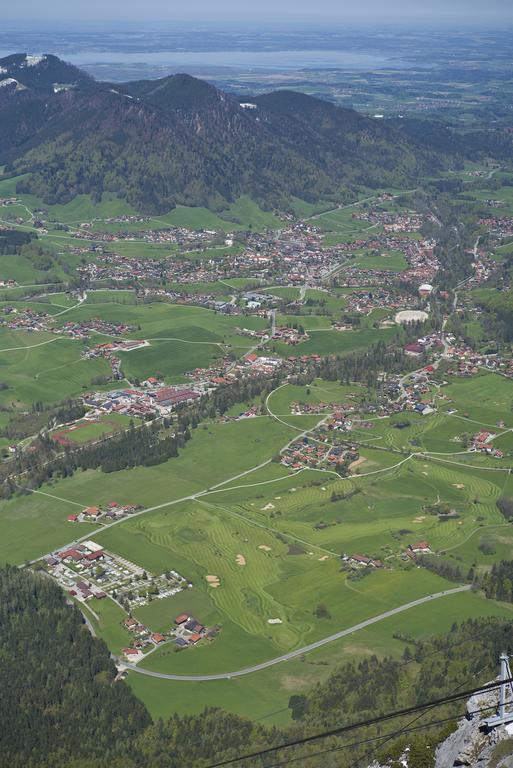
xmin=0 ymin=565 xmax=150 ymax=768
xmin=313 ymin=340 xmax=418 ymax=387
xmin=0 ymin=228 xmax=35 ymax=254
xmin=1 ymin=565 xmax=511 ymax=768
xmin=478 ymin=560 xmax=513 ymax=602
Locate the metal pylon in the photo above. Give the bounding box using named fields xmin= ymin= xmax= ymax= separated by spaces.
xmin=484 ymin=653 xmax=513 ymax=728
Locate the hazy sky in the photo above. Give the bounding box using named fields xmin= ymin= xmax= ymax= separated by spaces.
xmin=5 ymin=0 xmax=513 ymax=26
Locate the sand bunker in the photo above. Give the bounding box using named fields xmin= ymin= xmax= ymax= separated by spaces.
xmin=261 ymin=503 xmax=275 ymax=511
xmin=206 ymin=575 xmax=220 ymax=587
xmin=453 ymin=483 xmax=465 ymax=489
xmin=258 ymin=545 xmax=271 ymax=552
xmin=236 ymin=554 xmax=246 ymax=566
xmin=318 ymin=555 xmax=329 ymax=561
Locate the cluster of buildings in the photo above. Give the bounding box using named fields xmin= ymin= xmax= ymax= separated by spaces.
xmin=121 ymin=618 xmax=167 ymax=660
xmin=470 ymin=430 xmax=504 ymax=458
xmin=82 ymin=382 xmax=203 ymax=419
xmin=44 ymin=540 xmax=189 ymax=613
xmin=74 ymin=222 xmax=218 ymax=248
xmin=121 ymin=612 xmax=220 ymax=661
xmin=59 ymin=318 xmax=135 ymax=340
xmin=352 ymin=210 xmax=428 ymax=232
xmin=280 ymin=433 xmax=358 ymax=472
xmin=342 ymin=553 xmax=384 ymax=569
xmin=403 ymin=541 xmax=432 ymax=559
xmin=445 ymin=345 xmax=513 ymax=379
xmin=404 ymin=333 xmax=444 ymax=359
xmin=66 ymin=501 xmax=141 ymax=523
xmin=1 ymin=305 xmax=50 ymax=331
xmin=343 ymin=287 xmax=416 ymax=316
xmin=479 ymin=215 xmax=513 ymax=239
xmin=290 ymin=400 xmax=354 ymax=415
xmin=271 ymin=325 xmax=309 ymax=345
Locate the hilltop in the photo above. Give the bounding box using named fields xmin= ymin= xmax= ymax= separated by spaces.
xmin=0 ymin=53 xmax=457 ymax=214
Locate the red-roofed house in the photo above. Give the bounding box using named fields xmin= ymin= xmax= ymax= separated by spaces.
xmin=83 ymin=506 xmax=101 ymax=518
xmin=59 ymin=548 xmax=83 ymax=561
xmin=408 ymin=541 xmax=431 ymax=554
xmin=85 ymin=550 xmax=104 ymax=562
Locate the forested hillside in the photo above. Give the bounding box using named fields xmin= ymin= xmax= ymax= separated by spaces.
xmin=0 ymin=565 xmax=150 ymax=768
xmin=0 ymin=54 xmax=460 ymax=213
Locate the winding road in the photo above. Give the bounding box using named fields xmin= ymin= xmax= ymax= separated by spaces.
xmin=119 ymin=585 xmax=471 ymax=681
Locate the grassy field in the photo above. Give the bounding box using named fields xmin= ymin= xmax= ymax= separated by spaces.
xmin=0 ymin=295 xmax=271 ymax=397
xmin=127 ymin=587 xmax=513 ymax=723
xmin=267 ymin=327 xmax=395 ymax=357
xmin=353 ymin=248 xmax=409 ymax=272
xmin=0 ymin=334 xmax=111 ymax=408
xmin=0 ymin=415 xmax=300 ymax=565
xmin=0 ymin=177 xmax=283 ymax=233
xmin=441 ymin=373 xmax=513 ymax=428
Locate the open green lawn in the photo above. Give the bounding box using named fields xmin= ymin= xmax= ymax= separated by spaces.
xmin=0 ymin=334 xmax=111 ymax=408
xmin=0 ymin=490 xmax=96 ymax=565
xmin=442 ymin=373 xmax=513 ymax=428
xmin=82 ymin=595 xmax=131 ymax=654
xmin=353 ymin=248 xmax=409 ymax=272
xmin=267 ymin=327 xmax=395 ymax=357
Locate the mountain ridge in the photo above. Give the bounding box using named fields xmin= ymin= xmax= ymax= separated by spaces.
xmin=0 ymin=53 xmax=457 ymax=213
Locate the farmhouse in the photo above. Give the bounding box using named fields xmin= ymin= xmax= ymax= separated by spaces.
xmin=124 ymin=618 xmax=139 ymax=631
xmin=408 ymin=541 xmax=431 ymax=554
xmin=343 ymin=554 xmax=383 ymax=568
xmin=82 ymin=506 xmax=101 ymax=519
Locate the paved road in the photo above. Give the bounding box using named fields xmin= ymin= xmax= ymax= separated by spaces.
xmin=119 ymin=585 xmax=471 ymax=682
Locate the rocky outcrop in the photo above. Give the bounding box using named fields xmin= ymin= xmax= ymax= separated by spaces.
xmin=435 ymin=687 xmax=513 ymax=768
